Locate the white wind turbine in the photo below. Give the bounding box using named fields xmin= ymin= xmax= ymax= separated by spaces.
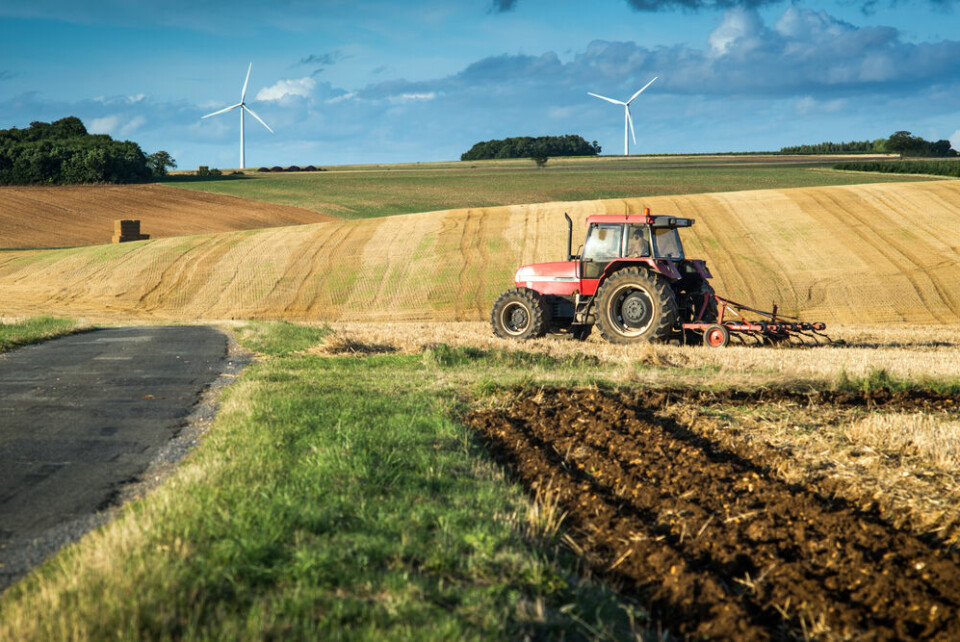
xmin=588 ymin=76 xmax=657 ymax=156
xmin=201 ymin=62 xmax=274 ymax=169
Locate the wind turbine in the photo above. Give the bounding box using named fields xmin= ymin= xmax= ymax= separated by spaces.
xmin=201 ymin=62 xmax=274 ymax=169
xmin=588 ymin=76 xmax=657 ymax=156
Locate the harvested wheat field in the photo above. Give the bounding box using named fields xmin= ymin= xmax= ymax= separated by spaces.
xmin=0 ymin=180 xmax=959 ymax=323
xmin=0 ymin=184 xmax=334 ymax=249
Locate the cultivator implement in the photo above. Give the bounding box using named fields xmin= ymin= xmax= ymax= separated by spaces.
xmin=683 ymin=293 xmax=832 ymax=347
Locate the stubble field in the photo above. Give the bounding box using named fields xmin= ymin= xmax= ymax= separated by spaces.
xmin=1 ymin=179 xmax=959 ymax=325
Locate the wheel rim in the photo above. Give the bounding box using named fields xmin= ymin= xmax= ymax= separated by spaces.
xmin=500 ymin=301 xmax=530 ymax=336
xmin=705 ymin=327 xmax=726 ymax=347
xmin=609 ymin=284 xmax=654 ymax=335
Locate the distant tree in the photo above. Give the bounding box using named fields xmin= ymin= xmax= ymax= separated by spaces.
xmin=885 ymin=131 xmax=957 ymax=158
xmin=147 ymin=151 xmax=176 ymax=177
xmin=592 ymin=140 xmax=602 ymax=155
xmin=461 ymin=135 xmax=600 ymax=161
xmin=531 ymin=145 xmax=549 ymax=168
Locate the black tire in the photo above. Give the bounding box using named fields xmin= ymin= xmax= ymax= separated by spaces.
xmin=491 ymin=288 xmax=550 ymax=340
xmin=594 ymin=267 xmax=679 ymax=344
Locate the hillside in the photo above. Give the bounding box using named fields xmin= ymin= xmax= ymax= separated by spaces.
xmin=0 ymin=184 xmax=334 ymax=249
xmin=0 ymin=180 xmax=958 ymax=324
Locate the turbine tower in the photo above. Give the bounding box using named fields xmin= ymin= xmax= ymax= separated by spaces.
xmin=201 ymin=62 xmax=274 ymax=169
xmin=588 ymin=76 xmax=657 ymax=156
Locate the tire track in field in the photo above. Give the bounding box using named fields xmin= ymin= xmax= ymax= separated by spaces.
xmin=849 ymin=184 xmax=960 ymax=275
xmin=800 ymin=189 xmax=956 ymax=323
xmin=136 ymin=237 xmax=237 ymax=311
xmin=679 ymin=196 xmax=763 ymax=306
xmin=455 ymin=209 xmax=488 ymax=319
xmin=257 ymin=224 xmax=340 ymax=315
xmin=281 ymin=222 xmax=368 ymax=317
xmin=712 ymin=192 xmax=807 ymax=316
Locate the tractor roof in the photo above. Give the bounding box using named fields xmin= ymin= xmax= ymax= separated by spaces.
xmin=585 ymin=213 xmax=695 ymax=228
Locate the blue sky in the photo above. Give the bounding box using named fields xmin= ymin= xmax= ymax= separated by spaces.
xmin=1 ymin=0 xmax=958 ymax=169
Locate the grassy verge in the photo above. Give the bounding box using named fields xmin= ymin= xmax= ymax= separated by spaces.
xmin=0 ymin=323 xmax=641 ymax=640
xmin=0 ymin=316 xmax=85 ymax=352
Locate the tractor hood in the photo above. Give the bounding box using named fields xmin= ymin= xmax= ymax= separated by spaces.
xmin=515 ymin=261 xmax=579 ymax=295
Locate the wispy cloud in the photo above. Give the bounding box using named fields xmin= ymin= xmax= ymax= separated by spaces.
xmin=257 ymin=77 xmax=317 ymax=101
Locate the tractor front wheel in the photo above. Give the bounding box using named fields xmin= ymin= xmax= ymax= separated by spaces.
xmin=491 ymin=288 xmax=550 ymax=340
xmin=595 ymin=268 xmax=679 ymax=344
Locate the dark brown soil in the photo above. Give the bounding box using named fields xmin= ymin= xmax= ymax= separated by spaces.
xmin=468 ymin=388 xmax=960 ymax=640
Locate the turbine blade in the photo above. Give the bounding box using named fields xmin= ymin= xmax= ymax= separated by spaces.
xmin=243 ymin=105 xmax=274 ymax=133
xmin=588 ymin=92 xmax=625 ymax=106
xmin=241 ymin=62 xmax=252 ymax=102
xmin=627 ymin=107 xmax=636 ymax=145
xmin=626 ymin=76 xmax=657 ymax=104
xmin=202 ymin=103 xmax=242 ymax=119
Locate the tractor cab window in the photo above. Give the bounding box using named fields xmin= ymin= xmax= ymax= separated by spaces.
xmin=652 ymin=228 xmax=684 ymax=260
xmin=625 ymin=224 xmax=651 ymax=258
xmin=582 ymin=224 xmax=623 ymax=262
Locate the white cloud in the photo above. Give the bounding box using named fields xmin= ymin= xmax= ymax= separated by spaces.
xmin=708 ymin=8 xmax=766 ymax=57
xmin=795 ymin=96 xmax=847 ymax=115
xmin=87 ymin=114 xmax=146 ymax=137
xmin=388 ymin=92 xmax=436 ymax=104
xmin=88 ymin=115 xmax=119 ymax=134
xmin=952 ymin=130 xmax=960 ymax=151
xmin=326 ymin=92 xmax=356 ymax=104
xmin=257 ymin=77 xmax=317 ymax=102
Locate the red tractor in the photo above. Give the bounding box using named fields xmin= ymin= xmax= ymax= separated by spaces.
xmin=491 ymin=209 xmax=830 ymax=346
xmin=491 ymin=209 xmax=716 ymax=344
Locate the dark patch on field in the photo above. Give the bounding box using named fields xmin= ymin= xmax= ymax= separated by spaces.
xmin=468 ymin=388 xmax=960 ymax=640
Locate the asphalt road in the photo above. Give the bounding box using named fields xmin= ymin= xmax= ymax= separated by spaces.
xmin=0 ymin=325 xmax=230 ymax=591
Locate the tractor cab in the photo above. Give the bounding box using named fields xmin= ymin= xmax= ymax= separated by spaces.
xmin=578 ymin=211 xmax=693 ymax=294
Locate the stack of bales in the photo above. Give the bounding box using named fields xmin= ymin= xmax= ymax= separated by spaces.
xmin=112 ymin=220 xmax=150 ymax=243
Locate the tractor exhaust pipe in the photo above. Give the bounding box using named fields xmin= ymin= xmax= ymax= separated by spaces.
xmin=564 ymin=212 xmax=573 ymax=261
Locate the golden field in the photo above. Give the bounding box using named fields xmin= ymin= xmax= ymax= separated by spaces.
xmin=0 ymin=180 xmax=958 ymax=324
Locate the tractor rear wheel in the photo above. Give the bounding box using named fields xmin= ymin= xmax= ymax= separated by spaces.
xmin=595 ymin=267 xmax=679 ymax=344
xmin=491 ymin=288 xmax=550 ymax=340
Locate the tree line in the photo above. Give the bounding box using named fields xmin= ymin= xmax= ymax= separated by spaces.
xmin=461 ymin=135 xmax=601 ymax=161
xmin=0 ymin=117 xmax=176 ymax=185
xmin=782 ymin=131 xmax=957 ymax=158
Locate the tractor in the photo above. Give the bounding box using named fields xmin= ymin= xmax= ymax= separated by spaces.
xmin=491 ymin=209 xmax=716 ymax=345
xmin=491 ymin=209 xmax=831 ymax=347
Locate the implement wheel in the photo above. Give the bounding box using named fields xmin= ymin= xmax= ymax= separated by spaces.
xmin=595 ymin=267 xmax=679 ymax=344
xmin=703 ymin=324 xmax=730 ymax=348
xmin=491 ymin=288 xmax=549 ymax=340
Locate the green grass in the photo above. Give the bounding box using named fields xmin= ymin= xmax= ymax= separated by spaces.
xmin=165 ymin=155 xmax=935 ymax=219
xmin=233 ymin=321 xmax=333 ymax=356
xmin=0 ymin=316 xmax=85 ymax=352
xmin=835 ymin=367 xmax=960 ymax=395
xmin=0 ymin=324 xmax=642 ymax=640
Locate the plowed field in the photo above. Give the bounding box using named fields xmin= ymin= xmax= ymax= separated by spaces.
xmin=0 ymin=180 xmax=959 ymax=323
xmin=0 ymin=184 xmax=333 ymax=249
xmin=468 ymin=388 xmax=960 ymax=640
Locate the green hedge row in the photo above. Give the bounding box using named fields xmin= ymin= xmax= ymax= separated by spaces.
xmin=833 ymin=160 xmax=960 ymax=178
